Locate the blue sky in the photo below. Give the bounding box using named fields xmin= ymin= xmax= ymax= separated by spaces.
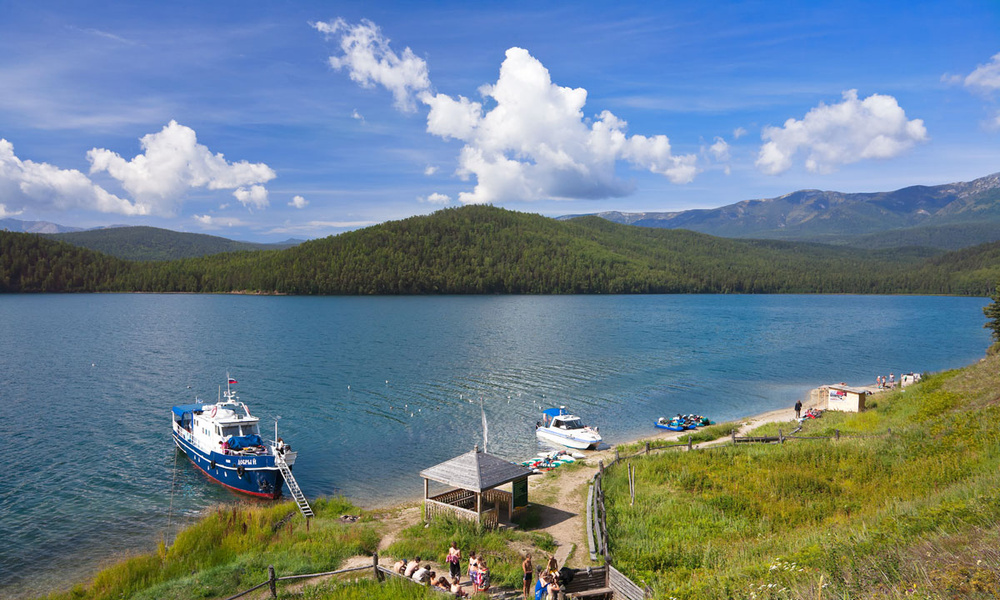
xmin=1 ymin=1 xmax=998 ymax=241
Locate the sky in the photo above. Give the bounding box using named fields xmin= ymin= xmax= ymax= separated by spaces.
xmin=1 ymin=1 xmax=999 ymax=242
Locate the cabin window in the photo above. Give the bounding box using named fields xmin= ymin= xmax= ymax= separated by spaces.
xmin=241 ymin=424 xmax=259 ymax=436
xmin=560 ymin=418 xmax=584 ymax=430
xmin=222 ymin=426 xmax=240 ymax=438
xmin=215 ymin=426 xmax=221 ymax=435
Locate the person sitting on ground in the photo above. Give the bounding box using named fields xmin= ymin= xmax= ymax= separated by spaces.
xmin=404 ymin=557 xmax=421 ymax=578
xmin=411 ymin=564 xmax=431 ymax=584
xmin=392 ymin=558 xmax=407 ymax=574
xmin=433 ymin=576 xmax=450 ymax=591
xmin=450 ymin=576 xmax=468 ymax=597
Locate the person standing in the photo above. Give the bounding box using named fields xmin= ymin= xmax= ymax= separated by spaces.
xmin=794 ymin=399 xmax=802 ymax=419
xmin=446 ymin=541 xmax=462 ymax=580
xmin=522 ymin=553 xmax=533 ymax=600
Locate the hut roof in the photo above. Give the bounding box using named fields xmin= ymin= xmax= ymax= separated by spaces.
xmin=420 ymin=448 xmax=532 ymax=493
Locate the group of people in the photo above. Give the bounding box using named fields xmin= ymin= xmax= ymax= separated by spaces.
xmin=523 ymin=553 xmax=564 ymax=600
xmin=391 ymin=543 xmax=566 ymax=599
xmin=876 ymin=373 xmax=895 ymax=389
xmin=391 ymin=541 xmax=494 ymax=597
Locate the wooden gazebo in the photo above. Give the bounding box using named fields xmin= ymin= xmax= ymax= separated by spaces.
xmin=419 ymin=446 xmax=532 ymax=528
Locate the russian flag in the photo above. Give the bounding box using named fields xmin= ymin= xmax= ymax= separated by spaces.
xmin=228 ymin=378 xmax=238 ymax=384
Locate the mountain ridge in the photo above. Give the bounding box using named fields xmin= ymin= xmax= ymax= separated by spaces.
xmin=560 ymin=172 xmax=1000 ymax=249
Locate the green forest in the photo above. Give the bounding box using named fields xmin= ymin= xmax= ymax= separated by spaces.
xmin=3 ymin=205 xmax=999 ymax=295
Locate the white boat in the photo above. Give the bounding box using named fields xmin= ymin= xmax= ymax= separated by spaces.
xmin=535 ymin=406 xmax=602 ymax=450
xmin=171 ymin=375 xmax=297 ymax=499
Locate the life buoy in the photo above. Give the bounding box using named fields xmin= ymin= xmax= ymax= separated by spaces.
xmin=210 ymin=406 xmax=217 ymax=418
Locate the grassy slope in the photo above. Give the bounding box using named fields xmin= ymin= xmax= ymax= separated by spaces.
xmin=603 ymin=355 xmax=1000 ymax=599
xmin=37 ymin=499 xmax=553 ymax=600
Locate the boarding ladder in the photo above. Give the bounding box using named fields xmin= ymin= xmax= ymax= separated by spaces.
xmin=276 ymin=454 xmax=314 ymax=519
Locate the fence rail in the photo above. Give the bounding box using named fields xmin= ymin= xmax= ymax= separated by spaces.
xmin=224 ymin=555 xmax=383 ymax=600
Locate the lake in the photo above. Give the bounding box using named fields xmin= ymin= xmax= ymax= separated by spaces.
xmin=0 ymin=294 xmax=990 ymax=597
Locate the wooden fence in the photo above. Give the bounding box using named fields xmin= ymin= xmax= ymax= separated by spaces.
xmin=222 ymin=552 xmax=464 ymax=599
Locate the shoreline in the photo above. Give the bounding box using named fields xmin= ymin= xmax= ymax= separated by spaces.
xmin=355 ymin=382 xmax=840 ymax=510
xmin=15 ymin=382 xmax=882 ymax=600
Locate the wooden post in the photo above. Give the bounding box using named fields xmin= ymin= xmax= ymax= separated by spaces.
xmin=645 ymin=441 xmax=650 ymax=455
xmin=373 ymin=552 xmax=383 ymax=582
xmin=687 ymin=436 xmax=693 ymax=451
xmin=835 ymin=429 xmax=840 ymax=440
xmin=268 ymin=565 xmax=276 ymax=598
xmin=615 ymin=448 xmax=619 ymax=463
xmin=778 ymin=429 xmax=783 ymax=443
xmin=731 ymin=429 xmax=737 ymax=444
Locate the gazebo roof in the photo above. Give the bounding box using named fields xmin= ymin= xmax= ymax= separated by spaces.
xmin=419 ymin=447 xmax=532 ymax=493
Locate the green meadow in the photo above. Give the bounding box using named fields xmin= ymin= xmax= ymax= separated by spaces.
xmin=602 ymin=355 xmax=1000 ymax=599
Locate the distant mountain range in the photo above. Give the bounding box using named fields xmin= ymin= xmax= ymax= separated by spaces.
xmin=0 ymin=219 xmax=302 ymax=261
xmin=559 ymin=172 xmax=1000 ymax=250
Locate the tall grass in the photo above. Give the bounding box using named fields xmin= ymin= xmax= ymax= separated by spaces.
xmin=41 ymin=497 xmax=378 ymax=600
xmin=602 ymin=363 xmax=1000 ymax=599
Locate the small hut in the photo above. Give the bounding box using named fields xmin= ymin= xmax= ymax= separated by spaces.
xmin=826 ymin=384 xmax=867 ymax=412
xmin=419 ymin=446 xmax=532 ymax=528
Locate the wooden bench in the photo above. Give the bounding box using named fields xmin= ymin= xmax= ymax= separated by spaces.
xmin=558 ymin=566 xmax=612 ymax=600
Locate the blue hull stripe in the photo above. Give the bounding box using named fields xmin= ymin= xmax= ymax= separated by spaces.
xmin=172 ymin=432 xmax=285 ymax=499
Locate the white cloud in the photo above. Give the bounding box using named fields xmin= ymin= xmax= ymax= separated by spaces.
xmin=964 ymin=52 xmax=1000 ymax=92
xmin=313 ymin=18 xmax=430 ymax=113
xmin=422 ymin=47 xmax=697 ymax=204
xmin=708 ymin=137 xmax=730 ymax=162
xmin=0 ymin=203 xmax=23 ymax=218
xmin=755 ymin=90 xmax=928 ymax=175
xmin=420 ymin=192 xmax=450 ymax=204
xmin=0 ymin=138 xmax=145 ymax=215
xmin=233 ymin=185 xmax=269 ymax=210
xmin=320 ymin=22 xmax=698 ymax=204
xmin=351 ymin=109 xmax=365 ymax=123
xmin=192 ymin=214 xmax=247 ymax=230
xmin=424 ymin=165 xmax=438 ymax=176
xmin=288 ymin=195 xmax=308 ymax=209
xmin=87 ymin=120 xmax=276 ymax=216
xmin=733 ymin=126 xmax=747 ymax=140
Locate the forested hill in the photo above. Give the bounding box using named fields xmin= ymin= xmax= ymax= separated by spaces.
xmin=45 ymin=226 xmax=299 ymax=260
xmin=2 ymin=205 xmax=999 ymax=295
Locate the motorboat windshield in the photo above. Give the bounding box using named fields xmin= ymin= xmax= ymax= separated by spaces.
xmin=555 ymin=417 xmax=585 ymax=430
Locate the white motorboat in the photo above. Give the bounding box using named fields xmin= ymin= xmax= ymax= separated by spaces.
xmin=535 ymin=406 xmax=602 ymax=450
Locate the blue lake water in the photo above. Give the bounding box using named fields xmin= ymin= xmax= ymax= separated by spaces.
xmin=0 ymin=294 xmax=991 ymax=597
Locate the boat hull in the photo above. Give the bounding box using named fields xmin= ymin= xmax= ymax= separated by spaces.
xmin=535 ymin=428 xmax=600 ymax=450
xmin=173 ymin=431 xmax=285 ymax=499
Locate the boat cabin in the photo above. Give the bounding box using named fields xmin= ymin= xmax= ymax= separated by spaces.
xmin=540 ymin=407 xmax=585 ymax=430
